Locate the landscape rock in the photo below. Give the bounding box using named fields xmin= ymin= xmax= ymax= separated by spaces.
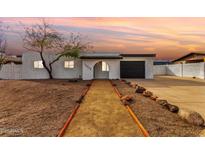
xmin=135 ymin=86 xmax=146 ymax=93
xmin=167 ymin=104 xmax=179 ymax=113
xmin=156 ymin=99 xmax=168 ymax=106
xmin=178 ymin=108 xmax=205 ymax=126
xmin=121 ymin=100 xmax=131 ymax=105
xmin=142 ymin=91 xmax=153 ymax=97
xmin=150 ymin=95 xmax=158 ymax=101
xmin=120 ymin=95 xmax=134 ymax=101
xmin=130 ymin=82 xmax=138 ymax=88
xmin=120 ymin=95 xmax=135 ymax=105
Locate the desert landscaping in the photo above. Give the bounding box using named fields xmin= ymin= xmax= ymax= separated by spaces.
xmin=0 ymin=79 xmax=89 ymax=136
xmin=128 ymin=76 xmax=205 ymax=119
xmin=0 ymin=78 xmax=205 ymax=137
xmin=112 ymin=79 xmax=205 ymax=136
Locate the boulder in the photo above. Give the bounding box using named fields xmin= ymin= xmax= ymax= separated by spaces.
xmin=150 ymin=95 xmax=158 ymax=101
xmin=130 ymin=82 xmax=138 ymax=88
xmin=166 ymin=104 xmax=179 ymax=113
xmin=142 ymin=91 xmax=153 ymax=97
xmin=156 ymin=99 xmax=168 ymax=106
xmin=156 ymin=99 xmax=179 ymax=113
xmin=120 ymin=95 xmax=135 ymax=105
xmin=178 ymin=109 xmax=205 ymax=126
xmin=135 ymin=86 xmax=146 ymax=93
xmin=121 ymin=100 xmax=131 ymax=105
xmin=120 ymin=95 xmax=134 ymax=101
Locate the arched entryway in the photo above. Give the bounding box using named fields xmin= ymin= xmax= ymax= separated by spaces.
xmin=93 ymin=61 xmax=109 ymax=79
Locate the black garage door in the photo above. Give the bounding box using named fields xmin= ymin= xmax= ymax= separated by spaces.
xmin=120 ymin=61 xmax=145 ymax=78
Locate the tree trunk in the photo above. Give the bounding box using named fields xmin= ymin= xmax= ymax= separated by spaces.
xmin=47 ymin=70 xmax=53 ymax=79
xmin=39 ymin=51 xmax=53 ymax=79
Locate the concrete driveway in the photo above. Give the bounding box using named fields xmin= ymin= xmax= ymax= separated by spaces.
xmin=128 ymin=76 xmax=205 ymax=119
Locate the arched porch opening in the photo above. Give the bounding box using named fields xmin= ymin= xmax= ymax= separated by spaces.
xmin=93 ymin=61 xmax=109 ymax=79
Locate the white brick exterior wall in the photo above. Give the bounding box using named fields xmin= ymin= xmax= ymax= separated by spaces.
xmin=0 ymin=52 xmax=155 ymax=80
xmin=22 ymin=52 xmax=82 ymax=79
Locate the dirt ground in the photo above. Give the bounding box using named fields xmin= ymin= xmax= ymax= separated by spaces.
xmin=112 ymin=80 xmax=204 ymax=137
xmin=128 ymin=76 xmax=205 ymax=119
xmin=0 ymin=79 xmax=89 ymax=137
xmin=64 ymin=80 xmax=143 ymax=137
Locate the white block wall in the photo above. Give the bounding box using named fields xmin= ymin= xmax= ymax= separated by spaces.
xmin=153 ymin=65 xmax=167 ymax=75
xmin=167 ymin=64 xmax=183 ymax=76
xmin=154 ymin=62 xmax=205 ymax=79
xmin=183 ymin=62 xmax=205 ymax=79
xmin=0 ymin=63 xmax=22 ymax=79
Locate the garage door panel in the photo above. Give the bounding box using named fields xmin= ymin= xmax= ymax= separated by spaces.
xmin=120 ymin=61 xmax=145 ymax=78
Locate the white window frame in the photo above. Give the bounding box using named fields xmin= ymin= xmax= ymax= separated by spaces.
xmin=64 ymin=60 xmax=74 ymax=69
xmin=34 ymin=60 xmax=44 ymax=69
xmin=102 ymin=61 xmax=109 ymax=71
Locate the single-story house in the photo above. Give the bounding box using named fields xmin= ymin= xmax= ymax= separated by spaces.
xmin=0 ymin=51 xmax=156 ymax=80
xmin=172 ymin=52 xmax=205 ymax=64
xmin=154 ymin=52 xmax=205 ymax=79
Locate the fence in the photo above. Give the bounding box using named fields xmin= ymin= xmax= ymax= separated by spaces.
xmin=154 ymin=62 xmax=205 ymax=79
xmin=0 ymin=63 xmax=22 ymax=79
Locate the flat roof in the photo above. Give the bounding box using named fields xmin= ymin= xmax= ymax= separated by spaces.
xmin=120 ymin=54 xmax=156 ymax=57
xmin=80 ymin=52 xmax=156 ymax=59
xmin=80 ymin=56 xmax=123 ymax=59
xmin=80 ymin=52 xmax=122 ymax=59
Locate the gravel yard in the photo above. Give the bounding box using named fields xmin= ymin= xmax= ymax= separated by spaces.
xmin=0 ymin=79 xmax=89 ymax=137
xmin=112 ymin=80 xmax=204 ymax=137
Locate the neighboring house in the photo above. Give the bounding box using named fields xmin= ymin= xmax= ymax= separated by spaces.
xmin=0 ymin=55 xmax=22 ymax=79
xmin=0 ymin=54 xmax=22 ymax=64
xmin=172 ymin=52 xmax=205 ymax=64
xmin=4 ymin=55 xmax=22 ymax=64
xmin=0 ymin=51 xmax=156 ymax=80
xmin=154 ymin=52 xmax=205 ymax=79
xmin=154 ymin=60 xmax=171 ymax=65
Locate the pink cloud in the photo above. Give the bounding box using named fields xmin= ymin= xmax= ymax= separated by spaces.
xmin=1 ymin=17 xmax=205 ymax=59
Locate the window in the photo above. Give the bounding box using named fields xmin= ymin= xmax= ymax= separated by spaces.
xmin=64 ymin=60 xmax=74 ymax=68
xmin=102 ymin=61 xmax=109 ymax=71
xmin=34 ymin=60 xmax=44 ymax=68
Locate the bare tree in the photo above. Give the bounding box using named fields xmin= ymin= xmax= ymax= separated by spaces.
xmin=23 ymin=19 xmax=89 ymax=79
xmin=0 ymin=22 xmax=6 ymax=71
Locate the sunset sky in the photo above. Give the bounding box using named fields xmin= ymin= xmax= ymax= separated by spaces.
xmin=1 ymin=17 xmax=205 ymax=60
